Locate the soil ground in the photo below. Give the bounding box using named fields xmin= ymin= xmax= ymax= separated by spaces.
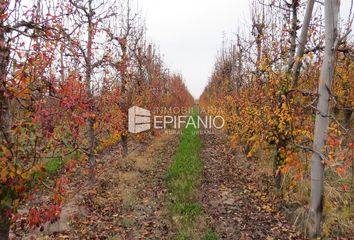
xmin=200 ymin=130 xmax=303 ymax=239
xmin=12 ymin=130 xmax=303 ymax=239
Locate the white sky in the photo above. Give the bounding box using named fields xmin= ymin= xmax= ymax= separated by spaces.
xmin=139 ymin=0 xmax=353 ymax=99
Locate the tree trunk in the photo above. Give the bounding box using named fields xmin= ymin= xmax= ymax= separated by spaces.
xmin=118 ymin=13 xmax=130 ymax=158
xmin=291 ymin=0 xmax=315 ymax=87
xmin=309 ymin=0 xmax=339 ymax=238
xmin=119 ymin=61 xmax=129 ymax=158
xmin=86 ymin=2 xmax=96 ymax=182
xmin=87 ymin=117 xmax=95 ymax=182
xmin=0 ymin=70 xmax=11 ymax=146
xmin=0 ymin=5 xmax=12 ymax=239
xmin=274 ymin=132 xmax=287 ymax=193
xmin=121 ymin=134 xmax=128 ymax=157
xmin=0 ymin=1 xmax=11 ymax=149
xmin=343 ymin=109 xmax=352 ymax=129
xmin=251 ymin=3 xmax=265 ymax=82
xmin=0 ymin=207 xmax=10 ymax=240
xmin=287 ymin=0 xmax=299 ymax=72
xmin=274 ymin=169 xmax=282 ymax=191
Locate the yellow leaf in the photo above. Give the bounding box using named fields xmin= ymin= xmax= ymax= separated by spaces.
xmin=1 ymin=167 xmax=7 ymax=182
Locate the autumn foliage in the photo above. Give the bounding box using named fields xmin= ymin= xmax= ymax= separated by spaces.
xmin=0 ymin=0 xmax=193 ymax=238
xmin=200 ymin=0 xmax=353 ymax=237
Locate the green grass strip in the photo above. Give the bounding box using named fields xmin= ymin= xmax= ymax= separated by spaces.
xmin=166 ymin=108 xmax=219 ymax=240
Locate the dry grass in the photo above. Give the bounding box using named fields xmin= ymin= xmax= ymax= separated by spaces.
xmin=251 ymin=146 xmax=354 ymax=238
xmin=119 ymin=171 xmax=139 ymax=185
xmin=134 ymin=156 xmax=153 ymax=171
xmin=120 ymin=188 xmax=139 ymax=209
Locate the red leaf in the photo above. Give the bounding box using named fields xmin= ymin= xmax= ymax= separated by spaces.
xmin=28 ymin=208 xmax=41 ymax=228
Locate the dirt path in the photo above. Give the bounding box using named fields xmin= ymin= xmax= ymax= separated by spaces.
xmin=200 ymin=131 xmax=303 ymax=240
xmin=70 ymin=133 xmax=179 ymax=239
xmin=13 ymin=133 xmax=179 ymax=239
xmin=13 ymin=129 xmax=305 ymax=240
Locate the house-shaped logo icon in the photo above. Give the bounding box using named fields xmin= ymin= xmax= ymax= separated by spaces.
xmin=128 ymin=106 xmax=151 ymax=133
